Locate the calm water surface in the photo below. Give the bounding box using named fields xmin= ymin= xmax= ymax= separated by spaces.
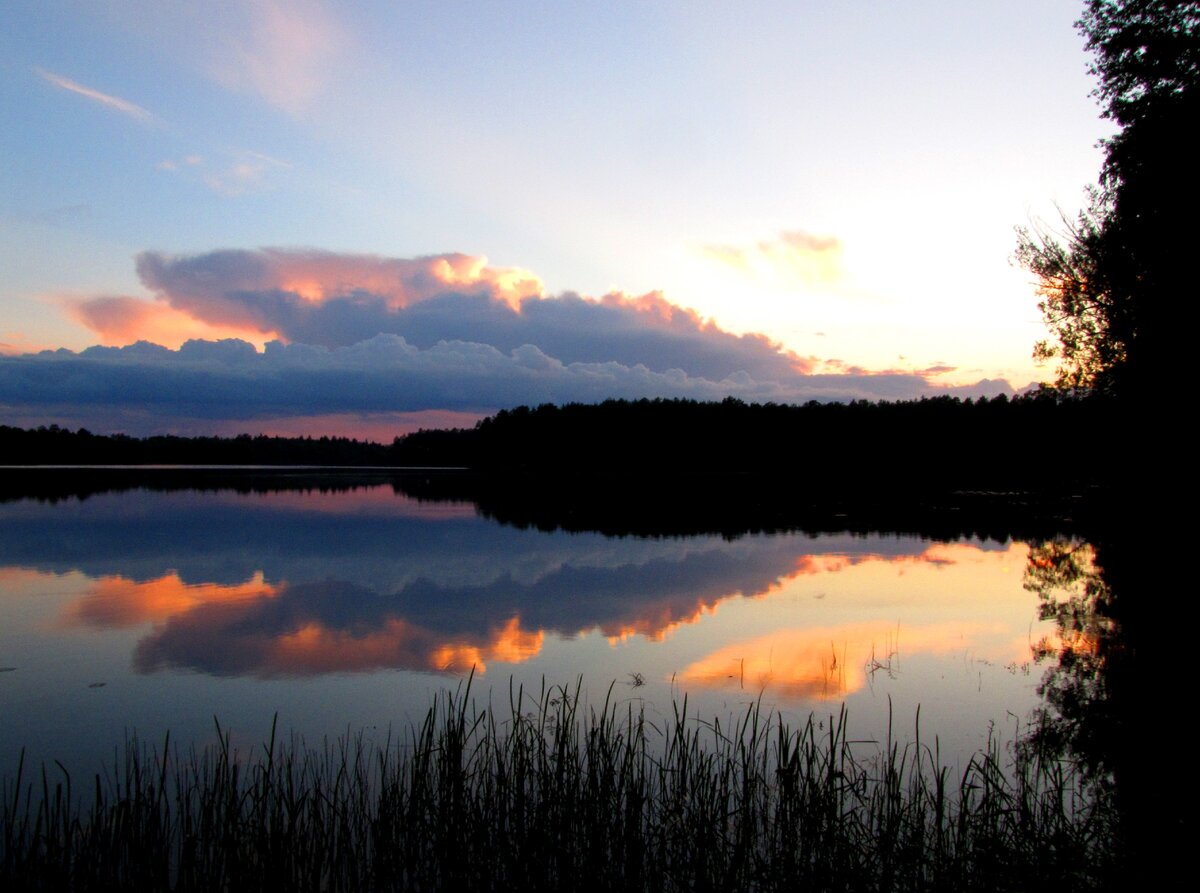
xmin=0 ymin=478 xmax=1068 ymax=777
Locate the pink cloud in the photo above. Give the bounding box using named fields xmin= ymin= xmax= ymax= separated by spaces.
xmin=66 ymin=294 xmax=278 ymax=349
xmin=133 ymin=249 xmax=542 ymax=333
xmin=208 ymin=0 xmax=346 ymax=115
xmin=65 ymin=248 xmax=809 ymax=382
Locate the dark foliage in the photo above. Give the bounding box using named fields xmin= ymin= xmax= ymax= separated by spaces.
xmin=394 ymin=395 xmax=1114 ymax=491
xmin=1018 ymin=1 xmax=1199 ymax=394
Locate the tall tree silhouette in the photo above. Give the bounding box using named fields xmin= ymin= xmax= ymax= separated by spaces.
xmin=1018 ymin=1 xmax=1199 ymax=394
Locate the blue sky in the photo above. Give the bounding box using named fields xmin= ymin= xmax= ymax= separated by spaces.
xmin=0 ymin=1 xmax=1109 ymax=436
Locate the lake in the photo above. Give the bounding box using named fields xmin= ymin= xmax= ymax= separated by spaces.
xmin=0 ymin=471 xmax=1082 ymax=781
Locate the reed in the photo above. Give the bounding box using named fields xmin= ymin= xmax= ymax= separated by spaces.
xmin=2 ymin=679 xmax=1116 ymax=891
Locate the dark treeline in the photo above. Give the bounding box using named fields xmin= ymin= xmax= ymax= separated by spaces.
xmin=395 ymin=393 xmax=1113 ymax=490
xmin=0 ymin=426 xmax=395 ymax=467
xmin=3 ymin=393 xmax=1117 ymax=495
xmin=390 ymin=392 xmax=1119 ymax=536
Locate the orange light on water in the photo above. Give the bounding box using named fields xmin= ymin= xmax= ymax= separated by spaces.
xmin=679 ymin=620 xmax=998 ymax=700
xmin=63 ymin=571 xmax=279 ymax=628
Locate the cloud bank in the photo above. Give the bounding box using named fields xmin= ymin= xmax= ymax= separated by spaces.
xmin=5 ymin=248 xmax=1013 ymax=435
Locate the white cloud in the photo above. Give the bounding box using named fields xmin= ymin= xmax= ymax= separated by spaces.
xmin=36 ymin=69 xmax=153 ymax=121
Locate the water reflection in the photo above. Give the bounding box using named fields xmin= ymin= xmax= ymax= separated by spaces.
xmin=679 ymin=620 xmax=1003 ymax=700
xmin=17 ymin=502 xmax=1034 ymax=685
xmin=62 ymin=571 xmax=281 ymax=629
xmin=1024 ymin=540 xmax=1115 ymax=768
xmin=49 ymin=549 xmax=982 ymax=680
xmin=0 ymin=471 xmax=1152 ymax=876
xmin=0 ymin=473 xmax=1077 ymax=786
xmin=128 ymin=583 xmax=546 ymax=676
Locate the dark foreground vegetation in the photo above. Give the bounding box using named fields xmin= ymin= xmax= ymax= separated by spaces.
xmin=2 ymin=683 xmax=1115 ymax=892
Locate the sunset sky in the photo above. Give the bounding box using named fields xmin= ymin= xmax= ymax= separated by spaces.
xmin=0 ymin=1 xmax=1109 ymax=437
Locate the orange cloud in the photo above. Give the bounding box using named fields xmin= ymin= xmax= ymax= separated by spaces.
xmin=780 ymin=543 xmax=962 ymax=581
xmin=67 ymin=295 xmax=278 ymax=350
xmin=596 ymin=289 xmax=817 ymax=374
xmin=601 ymin=596 xmax=723 ymax=645
xmin=597 ymin=543 xmax=970 ymax=647
xmin=238 ymin=250 xmax=542 ymax=312
xmin=55 ymin=565 xmax=544 ymax=676
xmin=67 ymin=251 xmax=543 ymax=347
xmin=1 ymin=334 xmax=54 ymax=356
xmin=131 ymin=249 xmax=544 ymax=335
xmin=134 ymin=599 xmax=544 ymax=677
xmin=62 ymin=571 xmax=280 ymax=628
xmin=679 ymin=620 xmax=995 ymax=700
xmin=429 ymin=618 xmax=545 ymax=673
xmin=701 ymin=229 xmax=844 ymax=286
xmin=598 ymin=289 xmax=708 ymax=327
xmin=790 ymin=554 xmax=859 ymax=576
xmin=264 ymin=616 xmax=541 ymax=675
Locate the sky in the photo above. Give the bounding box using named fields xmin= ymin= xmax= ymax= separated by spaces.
xmin=0 ymin=1 xmax=1110 ymax=438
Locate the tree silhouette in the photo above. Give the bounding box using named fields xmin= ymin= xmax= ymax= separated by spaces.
xmin=1016 ymin=191 xmax=1124 ymax=391
xmin=1018 ymin=1 xmax=1199 ymax=394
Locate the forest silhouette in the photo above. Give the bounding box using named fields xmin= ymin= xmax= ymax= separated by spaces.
xmin=3 ymin=393 xmax=1112 ymax=499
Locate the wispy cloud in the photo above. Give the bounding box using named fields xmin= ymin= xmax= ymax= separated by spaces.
xmin=701 ymin=229 xmax=844 ymax=286
xmin=156 ymin=151 xmax=291 ymax=197
xmin=208 ymin=0 xmax=346 ymax=115
xmin=204 ymin=159 xmax=270 ymax=196
xmin=243 ymin=149 xmax=293 ymax=169
xmin=36 ymin=69 xmax=153 ymax=121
